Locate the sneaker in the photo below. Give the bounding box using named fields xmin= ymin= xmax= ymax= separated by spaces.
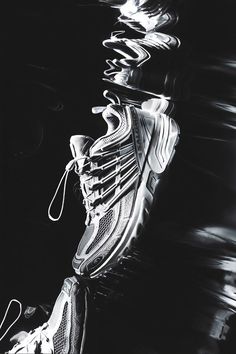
xmin=66 ymin=92 xmax=179 ymax=278
xmin=7 ymin=277 xmax=88 ymax=354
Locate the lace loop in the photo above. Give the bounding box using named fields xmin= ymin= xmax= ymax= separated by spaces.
xmin=48 ymin=157 xmax=88 ymax=222
xmin=48 ymin=142 xmax=136 ymax=222
xmin=48 ymin=169 xmax=70 ymax=222
xmin=0 ymin=299 xmax=22 ymax=342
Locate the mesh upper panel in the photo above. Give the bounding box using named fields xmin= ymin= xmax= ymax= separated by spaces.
xmin=99 ymin=190 xmax=135 ymax=255
xmin=53 ymin=302 xmax=68 ymax=354
xmin=86 ymin=209 xmax=114 ymax=254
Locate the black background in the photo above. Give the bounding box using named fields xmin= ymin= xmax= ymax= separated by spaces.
xmin=1 ymin=1 xmax=118 ymax=348
xmin=1 ymin=0 xmax=115 ymax=298
xmin=1 ymin=1 xmax=236 ymax=353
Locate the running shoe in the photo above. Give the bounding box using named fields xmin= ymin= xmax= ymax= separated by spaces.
xmin=7 ymin=277 xmax=88 ymax=354
xmin=66 ymin=92 xmax=179 ymax=278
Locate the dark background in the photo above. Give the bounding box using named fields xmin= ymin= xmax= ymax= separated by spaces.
xmin=1 ymin=1 xmax=236 ymax=353
xmin=1 ymin=1 xmax=118 ymax=347
xmin=1 ymin=0 xmax=115 ymax=299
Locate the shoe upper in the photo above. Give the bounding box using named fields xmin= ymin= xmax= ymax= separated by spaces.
xmin=71 ymin=97 xmax=178 ymax=277
xmin=71 ymin=102 xmax=153 ymax=275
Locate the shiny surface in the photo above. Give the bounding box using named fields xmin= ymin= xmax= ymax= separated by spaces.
xmin=94 ymin=0 xmax=236 ymax=353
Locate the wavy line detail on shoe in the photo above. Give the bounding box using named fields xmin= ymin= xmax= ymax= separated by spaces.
xmin=70 ymin=93 xmax=179 ymax=278
xmin=103 ymin=31 xmax=181 ymax=98
xmin=103 ymin=31 xmax=180 ymax=67
xmin=99 ymin=0 xmax=179 ymax=33
xmin=7 ymin=277 xmax=88 ymax=354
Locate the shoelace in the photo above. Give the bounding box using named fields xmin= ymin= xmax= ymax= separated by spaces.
xmin=48 ymin=156 xmax=92 ymax=221
xmin=48 ymin=93 xmax=120 ymax=222
xmin=48 ymin=93 xmax=137 ymax=222
xmin=48 ymin=143 xmax=138 ymax=222
xmin=0 ymin=299 xmax=22 ymax=342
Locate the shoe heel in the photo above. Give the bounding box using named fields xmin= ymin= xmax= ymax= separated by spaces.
xmin=148 ymin=113 xmax=179 ymax=174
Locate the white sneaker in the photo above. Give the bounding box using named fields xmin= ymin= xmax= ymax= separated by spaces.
xmin=65 ymin=93 xmax=179 ymax=278
xmin=7 ymin=277 xmax=88 ymax=354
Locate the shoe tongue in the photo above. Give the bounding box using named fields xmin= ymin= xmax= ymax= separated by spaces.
xmin=70 ymin=135 xmax=94 ymax=171
xmin=70 ymin=135 xmax=94 ymax=158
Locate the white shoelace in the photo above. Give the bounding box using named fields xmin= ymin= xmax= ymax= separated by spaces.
xmin=48 ymin=156 xmax=92 ymax=222
xmin=48 ymin=92 xmax=124 ymax=222
xmin=48 ymin=142 xmax=138 ymax=222
xmin=0 ymin=299 xmax=22 ymax=342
